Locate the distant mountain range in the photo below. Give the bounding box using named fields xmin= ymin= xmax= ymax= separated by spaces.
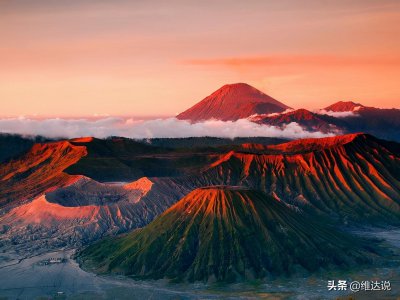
xmin=177 ymin=83 xmax=400 ymax=141
xmin=1 ymin=83 xmax=399 ymax=284
xmin=1 ymin=132 xmax=399 ymax=256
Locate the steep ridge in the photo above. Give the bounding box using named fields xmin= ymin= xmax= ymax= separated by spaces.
xmin=124 ymin=177 xmax=153 ymax=197
xmin=235 ymin=134 xmax=359 ymax=154
xmin=0 ymin=136 xmax=217 ymax=207
xmin=0 ymin=141 xmax=87 ymax=209
xmin=254 ymin=109 xmax=340 ymax=133
xmin=177 ymin=83 xmax=290 ymax=121
xmin=199 ymin=134 xmax=400 ymax=224
xmin=79 ymin=187 xmax=376 ymax=282
xmin=0 ymin=176 xmax=190 ymax=253
xmin=265 ymin=133 xmax=364 ymax=153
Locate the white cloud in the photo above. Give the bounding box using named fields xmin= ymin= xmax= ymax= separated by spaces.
xmin=0 ymin=117 xmax=337 ymax=140
xmin=315 ymin=109 xmax=359 ymax=118
xmin=247 ymin=108 xmax=295 ymax=121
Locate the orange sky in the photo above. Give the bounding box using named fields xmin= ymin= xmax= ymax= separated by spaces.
xmin=1 ymin=0 xmax=399 ymax=117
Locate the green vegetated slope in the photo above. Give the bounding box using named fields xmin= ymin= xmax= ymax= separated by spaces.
xmin=79 ymin=187 xmax=377 ymax=283
xmin=65 ymin=137 xmax=221 ymax=181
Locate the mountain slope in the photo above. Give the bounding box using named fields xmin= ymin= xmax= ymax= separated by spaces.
xmin=254 ymin=109 xmax=340 ymax=133
xmin=198 ymin=134 xmax=400 ymax=224
xmin=65 ymin=137 xmax=219 ymax=182
xmin=324 ymin=101 xmax=365 ymax=112
xmin=177 ymin=83 xmax=290 ymax=121
xmin=0 ymin=136 xmax=216 ymax=208
xmin=337 ymin=107 xmax=400 ymax=141
xmin=2 ymin=133 xmax=399 ymax=255
xmin=0 ymin=176 xmax=190 ymax=253
xmin=0 ymin=141 xmax=87 ymax=209
xmin=79 ymin=187 xmax=375 ymax=282
xmin=320 ymin=102 xmax=400 ymax=141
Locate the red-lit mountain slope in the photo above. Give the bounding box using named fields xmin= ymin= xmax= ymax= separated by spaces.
xmin=1 ymin=133 xmax=399 ymax=255
xmin=196 ymin=134 xmax=400 ymax=224
xmin=0 ymin=136 xmax=215 ymax=209
xmin=0 ymin=141 xmax=87 ymax=209
xmin=176 ymin=83 xmax=290 ymax=121
xmin=254 ymin=108 xmax=339 ymax=133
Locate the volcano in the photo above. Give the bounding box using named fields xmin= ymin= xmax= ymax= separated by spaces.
xmin=79 ymin=186 xmax=375 ymax=282
xmin=0 ymin=141 xmax=87 ymax=208
xmin=2 ymin=133 xmax=399 ymax=256
xmin=201 ymin=133 xmax=400 ymax=224
xmin=324 ymin=101 xmax=365 ymax=112
xmin=176 ymin=83 xmax=290 ymax=121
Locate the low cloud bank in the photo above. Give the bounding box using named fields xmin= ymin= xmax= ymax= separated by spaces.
xmin=0 ymin=117 xmax=337 ymax=140
xmin=248 ymin=108 xmax=295 ymax=121
xmin=316 ymin=109 xmax=360 ymax=118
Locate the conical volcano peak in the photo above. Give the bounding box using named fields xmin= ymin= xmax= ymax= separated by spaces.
xmin=177 ymin=83 xmax=290 ymax=121
xmin=221 ymin=82 xmax=253 ymax=88
xmin=79 ymin=185 xmax=376 ymax=282
xmin=214 ymin=82 xmax=266 ymax=96
xmin=173 ymin=186 xmax=257 ymax=216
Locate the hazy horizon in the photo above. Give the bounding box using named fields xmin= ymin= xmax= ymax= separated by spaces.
xmin=0 ymin=81 xmax=399 ymax=118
